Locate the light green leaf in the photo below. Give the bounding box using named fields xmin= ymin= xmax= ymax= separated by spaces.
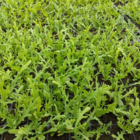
xmin=132 ymin=118 xmax=140 ymax=125
xmin=19 ymin=60 xmax=32 ymax=75
xmin=75 ymin=107 xmax=91 ymax=127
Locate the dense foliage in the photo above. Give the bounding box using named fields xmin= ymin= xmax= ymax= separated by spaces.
xmin=0 ymin=0 xmax=140 ymax=139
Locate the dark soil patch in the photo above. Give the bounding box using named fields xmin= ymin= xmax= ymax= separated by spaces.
xmin=48 ymin=133 xmax=69 ymax=140
xmin=134 ymin=131 xmax=140 ymax=140
xmin=3 ymin=132 xmax=16 ymax=140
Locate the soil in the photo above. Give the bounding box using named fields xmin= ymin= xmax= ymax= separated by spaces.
xmin=2 ymin=132 xmax=16 ymax=140
xmin=48 ymin=133 xmax=69 ymax=140
xmin=134 ymin=131 xmax=140 ymax=140
xmin=92 ymin=133 xmax=113 ymax=140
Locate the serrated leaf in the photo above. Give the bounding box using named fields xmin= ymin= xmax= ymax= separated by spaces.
xmin=52 ymin=81 xmax=62 ymax=87
xmin=46 ymin=128 xmax=57 ymax=133
xmin=75 ymin=107 xmax=91 ymax=127
xmin=19 ymin=60 xmax=32 ymax=75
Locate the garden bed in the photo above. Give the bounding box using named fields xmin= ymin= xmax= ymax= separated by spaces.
xmin=0 ymin=0 xmax=140 ymax=140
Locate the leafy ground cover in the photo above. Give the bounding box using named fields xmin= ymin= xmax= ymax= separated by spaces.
xmin=0 ymin=0 xmax=140 ymax=140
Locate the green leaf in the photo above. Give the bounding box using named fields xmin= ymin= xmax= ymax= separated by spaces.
xmin=52 ymin=80 xmax=62 ymax=87
xmin=0 ymin=128 xmax=8 ymax=134
xmin=46 ymin=128 xmax=57 ymax=133
xmin=75 ymin=107 xmax=91 ymax=127
xmin=19 ymin=60 xmax=32 ymax=75
xmin=9 ymin=129 xmax=19 ymax=134
xmin=132 ymin=118 xmax=140 ymax=125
